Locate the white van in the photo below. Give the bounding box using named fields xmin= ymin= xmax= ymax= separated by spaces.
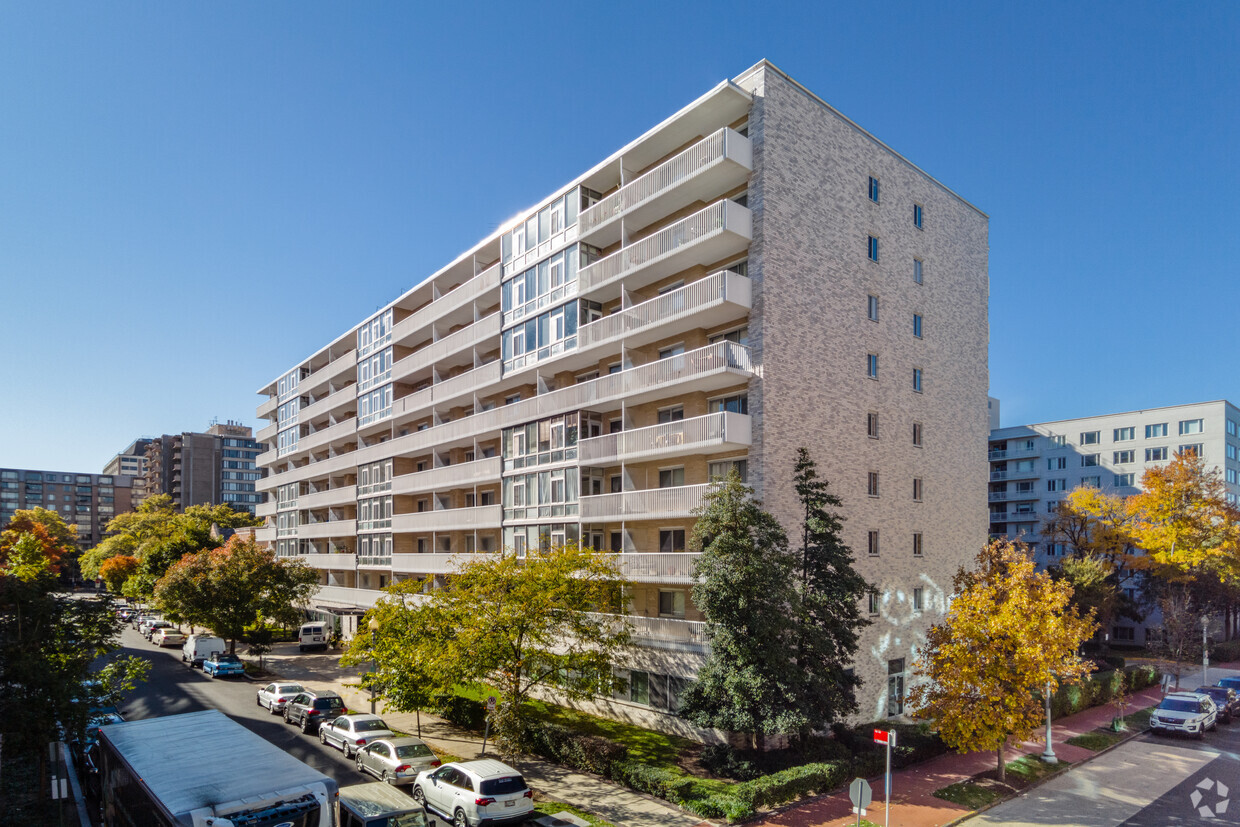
xmin=299 ymin=622 xmax=329 ymax=652
xmin=182 ymin=634 xmax=227 ymax=669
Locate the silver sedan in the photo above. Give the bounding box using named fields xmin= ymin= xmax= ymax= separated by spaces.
xmin=255 ymin=682 xmax=305 ymax=714
xmin=355 ymin=736 xmax=441 ymax=786
xmin=319 ymin=714 xmax=395 ymax=758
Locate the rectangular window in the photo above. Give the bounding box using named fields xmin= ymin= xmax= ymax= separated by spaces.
xmin=913 ymin=204 xmax=924 ymax=229
xmin=867 ymin=235 xmax=879 ymax=262
xmin=912 ymin=368 xmax=923 ymax=393
xmin=868 ymin=530 xmax=880 ymax=555
xmin=1230 ymin=419 xmax=1238 ymax=437
xmin=659 ymin=529 xmax=686 ymax=554
xmin=1146 ymin=423 xmax=1168 ymax=438
xmin=888 ymin=658 xmax=905 ymax=716
xmin=1113 ymin=450 xmax=1134 ymax=464
xmin=868 ymin=175 xmax=880 ymax=202
xmin=657 ymin=406 xmax=684 ymax=423
xmin=1080 ymin=431 xmax=1100 ymax=445
xmin=1048 ymin=457 xmax=1067 ymax=470
xmin=1229 ymin=444 xmax=1238 ymax=461
xmin=1179 ymin=419 xmax=1204 ymax=435
xmin=1114 ymin=473 xmax=1135 ymax=487
xmin=912 ymin=533 xmax=923 ymax=556
xmin=708 ymin=394 xmax=749 ymax=415
xmin=913 ymin=478 xmax=923 ymax=501
xmin=1228 ymin=470 xmax=1238 ymax=485
xmin=658 ymin=344 xmax=685 ymax=360
xmin=658 ymin=590 xmax=686 ymax=618
xmin=868 ymin=472 xmax=880 ymax=497
xmin=1179 ymin=443 xmax=1203 ymax=457
xmin=913 ymin=258 xmax=923 ymax=284
xmin=1081 ymin=454 xmax=1099 ymax=467
xmin=867 ymin=294 xmax=879 ymax=321
xmin=1081 ymin=476 xmax=1101 ymax=488
xmin=867 ymin=413 xmax=879 ymax=439
xmin=912 ymin=588 xmax=924 ymax=611
xmin=868 ymin=590 xmax=880 ymax=614
xmin=1049 ymin=435 xmax=1065 ymax=447
xmin=1047 ymin=500 xmax=1060 ymax=513
xmin=912 ymin=422 xmax=923 ymax=447
xmin=867 ymin=353 xmax=879 ymax=379
xmin=658 ymin=467 xmax=685 ymax=488
xmin=1146 ymin=447 xmax=1168 ymax=461
xmin=1047 ymin=479 xmax=1066 ymax=492
xmin=1114 ymin=427 xmax=1135 ymax=441
xmin=913 ymin=313 xmax=923 ymax=338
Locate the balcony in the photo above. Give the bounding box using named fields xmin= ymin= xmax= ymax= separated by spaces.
xmin=290 ymin=553 xmax=357 ymax=570
xmin=255 ymin=501 xmax=276 ymax=518
xmin=301 ymin=484 xmax=357 ymax=510
xmin=252 ymin=527 xmax=275 ymax=544
xmin=989 ymin=511 xmax=1038 ymax=524
xmin=390 ymin=457 xmax=502 ymax=497
xmin=579 ymin=411 xmax=751 ymax=466
xmin=311 ymin=585 xmax=388 ymax=610
xmin=614 ymin=552 xmax=701 ymax=584
xmin=578 ymin=128 xmax=753 ymax=248
xmin=257 ymin=396 xmax=279 ymax=419
xmin=390 ymin=505 xmax=502 ymax=534
xmin=391 ymin=552 xmax=501 ymax=575
xmin=988 ymin=446 xmax=1040 ymax=461
xmin=390 ymin=314 xmax=501 ymax=388
xmin=390 ymin=361 xmax=503 ymax=427
xmin=580 ymin=483 xmax=709 ymax=522
xmin=298 ymin=519 xmax=358 ymax=539
xmin=296 ymin=418 xmax=359 ymax=458
xmin=1003 ymin=465 xmax=1041 ymax=481
xmin=391 ymin=264 xmax=502 ymax=349
xmin=303 ymin=351 xmax=358 ymax=398
xmin=298 ymin=384 xmax=358 ymax=426
xmin=257 ymin=422 xmax=278 ymax=444
xmin=586 ymin=612 xmax=707 ymax=650
xmin=578 ymin=200 xmax=752 ymax=301
xmin=988 ymin=490 xmax=1040 ymax=503
xmin=576 ymin=269 xmax=750 ymax=355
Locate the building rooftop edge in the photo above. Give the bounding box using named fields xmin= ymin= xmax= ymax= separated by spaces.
xmin=990 ymin=399 xmax=1237 ymax=434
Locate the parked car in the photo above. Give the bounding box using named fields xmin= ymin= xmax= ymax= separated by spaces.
xmin=355 ymin=736 xmax=441 ymax=786
xmin=412 ymin=759 xmax=533 ymax=827
xmin=1217 ymin=675 xmax=1240 ymax=693
xmin=256 ymin=682 xmax=305 ymax=715
xmin=1150 ymin=691 xmax=1218 ymax=738
xmin=318 ymin=714 xmax=395 ymax=758
xmin=151 ymin=629 xmax=187 ymax=648
xmin=202 ymin=652 xmax=246 ymax=679
xmin=143 ymin=620 xmax=173 ymax=640
xmin=284 ymin=689 xmax=348 ymax=734
xmin=338 ymin=781 xmax=429 ymax=827
xmin=1197 ymin=685 xmax=1240 ymax=723
xmin=299 ymin=622 xmax=329 ymax=652
xmin=134 ymin=614 xmax=159 ymax=633
xmin=182 ymin=635 xmax=227 ymax=669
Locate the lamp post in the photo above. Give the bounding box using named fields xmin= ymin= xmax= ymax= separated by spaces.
xmin=368 ymin=616 xmax=380 ymax=714
xmin=1203 ymin=615 xmax=1210 ymax=689
xmin=1041 ymin=680 xmax=1057 ymax=764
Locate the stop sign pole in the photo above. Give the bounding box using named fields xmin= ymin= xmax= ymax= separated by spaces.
xmin=873 ymin=729 xmax=897 ymax=827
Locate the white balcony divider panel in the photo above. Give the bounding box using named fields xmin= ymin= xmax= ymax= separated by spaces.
xmin=578 ymin=411 xmax=751 ymax=465
xmin=580 ymin=484 xmax=710 ymax=521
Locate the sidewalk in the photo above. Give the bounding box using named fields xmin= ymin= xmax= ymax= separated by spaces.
xmin=256 ymin=643 xmax=710 ymax=827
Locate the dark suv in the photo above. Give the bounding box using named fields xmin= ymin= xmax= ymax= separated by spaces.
xmin=1199 ymin=685 xmax=1240 ymax=723
xmin=283 ymin=689 xmax=347 ymax=734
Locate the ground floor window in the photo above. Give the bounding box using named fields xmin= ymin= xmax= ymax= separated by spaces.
xmin=614 ymin=669 xmax=692 ymax=712
xmin=887 ymin=658 xmax=905 ymax=716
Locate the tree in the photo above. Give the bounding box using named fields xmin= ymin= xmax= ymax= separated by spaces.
xmin=98 ymin=555 xmax=139 ymax=593
xmin=0 ymin=508 xmax=78 ymax=575
xmin=680 ymin=471 xmax=800 ymax=750
xmin=1048 ymin=552 xmax=1142 ymax=656
xmin=344 ymin=545 xmax=630 ymax=754
xmin=1147 ymin=584 xmax=1204 ymax=690
xmin=908 ymin=539 xmax=1096 ymax=781
xmin=154 ymin=536 xmax=318 ymax=652
xmin=790 ymin=448 xmax=870 ymax=742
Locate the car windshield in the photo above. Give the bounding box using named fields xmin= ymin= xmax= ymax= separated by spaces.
xmin=355 ymin=719 xmax=390 ymax=732
xmin=1160 ymin=699 xmax=1201 ymax=713
xmin=480 ymin=776 xmax=527 ymax=796
xmin=278 ymin=684 xmax=303 ymax=693
xmin=395 ymin=743 xmax=434 ymax=758
xmin=216 ymin=654 xmax=241 ymax=663
xmin=1196 ymin=688 xmax=1225 ymax=698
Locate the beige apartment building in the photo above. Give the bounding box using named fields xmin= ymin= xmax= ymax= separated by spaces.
xmin=253 ymin=61 xmax=989 ymax=727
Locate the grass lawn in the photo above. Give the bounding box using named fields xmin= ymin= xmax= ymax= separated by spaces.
xmin=532 ymin=799 xmax=618 ymax=826
xmin=1067 ymin=706 xmax=1155 ymax=752
xmin=933 ymin=754 xmax=1065 ymax=809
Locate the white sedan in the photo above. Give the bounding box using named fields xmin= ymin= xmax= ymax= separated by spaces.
xmin=255 ymin=682 xmax=305 ymax=714
xmin=319 ymin=714 xmax=395 ymax=757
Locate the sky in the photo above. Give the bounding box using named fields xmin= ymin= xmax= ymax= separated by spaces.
xmin=0 ymin=1 xmax=1237 ymax=472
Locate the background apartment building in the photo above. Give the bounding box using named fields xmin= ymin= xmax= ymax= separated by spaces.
xmin=103 ymin=438 xmax=152 ymax=502
xmin=988 ymin=399 xmax=1240 ymax=642
xmin=141 ymin=421 xmax=264 ymax=514
xmin=0 ymin=467 xmax=134 ymax=552
xmin=254 ymin=60 xmax=989 ymax=726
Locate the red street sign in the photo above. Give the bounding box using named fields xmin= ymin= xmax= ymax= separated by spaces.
xmin=873 ymin=729 xmax=889 ymax=744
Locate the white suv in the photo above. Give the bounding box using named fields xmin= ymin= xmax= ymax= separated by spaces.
xmin=1151 ymin=691 xmax=1218 ymax=739
xmin=412 ymin=759 xmax=533 ymax=827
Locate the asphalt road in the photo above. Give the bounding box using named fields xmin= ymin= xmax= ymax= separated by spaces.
xmin=104 ymin=622 xmax=376 ymax=792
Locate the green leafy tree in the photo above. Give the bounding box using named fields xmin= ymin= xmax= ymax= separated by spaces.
xmin=908 ymin=540 xmax=1096 ymax=781
xmin=1 ymin=508 xmax=78 ymax=576
xmin=680 ymin=471 xmax=799 ymax=750
xmin=344 ymin=545 xmax=630 ymax=753
xmin=790 ymin=448 xmax=871 ymax=743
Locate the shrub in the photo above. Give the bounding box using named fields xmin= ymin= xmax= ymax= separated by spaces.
xmin=522 ymin=720 xmax=627 ymax=776
xmin=830 ymin=720 xmax=947 ymax=770
xmin=1049 ymin=665 xmax=1160 ymax=718
xmin=700 ymin=743 xmax=763 ymax=781
xmin=1211 ymin=639 xmax=1240 ymax=663
xmin=432 ymin=694 xmax=487 ymax=730
xmin=731 ymin=760 xmax=853 ymax=809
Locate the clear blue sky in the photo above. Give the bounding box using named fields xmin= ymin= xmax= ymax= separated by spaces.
xmin=1 ymin=1 xmax=1237 ymax=471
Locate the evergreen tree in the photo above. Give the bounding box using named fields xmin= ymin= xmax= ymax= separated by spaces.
xmin=791 ymin=448 xmax=870 ymax=740
xmin=680 ymin=471 xmax=800 ymax=750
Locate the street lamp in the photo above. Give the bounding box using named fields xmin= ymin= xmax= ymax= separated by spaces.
xmin=1203 ymin=615 xmax=1211 ymax=689
xmin=368 ymin=616 xmax=380 ymax=714
xmin=1041 ymin=680 xmax=1057 ymax=764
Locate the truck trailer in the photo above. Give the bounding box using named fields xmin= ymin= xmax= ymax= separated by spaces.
xmin=97 ymin=709 xmax=338 ymax=827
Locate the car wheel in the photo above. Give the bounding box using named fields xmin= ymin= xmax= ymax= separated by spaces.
xmin=453 ymin=809 xmax=469 ymax=827
xmin=1197 ymin=727 xmax=1207 ymax=740
xmin=412 ymin=786 xmax=425 ymax=806
xmin=344 ymin=744 xmax=354 ymax=759
xmin=269 ymin=703 xmax=279 ymax=716
xmin=256 ymin=695 xmax=263 ymax=707
xmin=284 ymin=709 xmax=293 ymax=725
xmin=319 ymin=729 xmax=328 ymax=746
xmin=356 ymin=755 xmax=366 ymax=773
xmin=301 ymin=718 xmax=312 ymax=735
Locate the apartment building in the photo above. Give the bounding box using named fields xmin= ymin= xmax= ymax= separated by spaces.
xmin=142 ymin=421 xmax=264 ymax=514
xmin=103 ymin=438 xmax=152 ymax=498
xmin=254 ymin=61 xmax=989 ymax=726
xmin=988 ymin=399 xmax=1240 ymax=642
xmin=0 ymin=467 xmax=135 ymax=551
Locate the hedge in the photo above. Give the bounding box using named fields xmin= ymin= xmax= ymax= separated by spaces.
xmin=431 ymin=693 xmax=488 ymax=730
xmin=1211 ymin=639 xmax=1240 ymax=663
xmin=1048 ymin=664 xmax=1160 ymax=719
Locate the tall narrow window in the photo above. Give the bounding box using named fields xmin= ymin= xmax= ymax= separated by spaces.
xmin=912 ymin=368 xmax=924 ymax=393
xmin=868 ymin=590 xmax=880 ymax=614
xmin=913 ymin=204 xmax=924 ymax=229
xmin=913 ymin=478 xmax=923 ymax=501
xmin=867 ymin=294 xmax=879 ymax=321
xmin=912 ymin=532 xmax=923 ymax=556
xmin=867 ymin=353 xmax=879 ymax=379
xmin=867 ymin=235 xmax=880 ymax=262
xmin=868 ymin=176 xmax=880 ymax=203
xmin=868 ymin=472 xmax=880 ymax=497
xmin=912 ymin=422 xmax=923 ymax=447
xmin=913 ymin=313 xmax=923 ymax=338
xmin=913 ymin=588 xmax=924 ymax=611
xmin=868 ymin=530 xmax=880 ymax=555
xmin=867 ymin=412 xmax=879 ymax=439
xmin=888 ymin=659 xmax=906 ymax=716
xmin=913 ymin=258 xmax=923 ymax=284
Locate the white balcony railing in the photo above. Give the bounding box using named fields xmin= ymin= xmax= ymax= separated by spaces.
xmin=311 ymin=585 xmax=387 ymax=609
xmin=580 ymin=484 xmax=710 ymax=522
xmin=288 ymin=553 xmax=357 ymax=570
xmin=391 ymin=263 xmax=502 ymax=350
xmin=614 ymin=552 xmax=701 ymax=584
xmin=390 ymin=505 xmax=502 ymax=534
xmin=988 ymin=446 xmax=1040 ymax=460
xmin=579 ymin=411 xmax=751 ymax=466
xmin=584 ymin=612 xmax=708 ymax=648
xmin=391 ymin=552 xmax=501 ymax=575
xmin=989 ymin=490 xmax=1039 ymax=503
xmin=389 ymin=457 xmax=502 ymax=497
xmin=298 ymin=519 xmax=357 ymax=539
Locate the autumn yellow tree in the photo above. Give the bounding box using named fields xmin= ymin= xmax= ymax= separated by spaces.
xmin=909 ymin=539 xmax=1096 ymax=781
xmin=99 ymin=555 xmax=139 ymax=593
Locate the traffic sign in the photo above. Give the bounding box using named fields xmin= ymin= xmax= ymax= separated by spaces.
xmin=849 ymin=777 xmax=872 ymax=809
xmin=486 ymin=695 xmax=497 ymax=711
xmin=873 ymin=728 xmax=898 ymax=747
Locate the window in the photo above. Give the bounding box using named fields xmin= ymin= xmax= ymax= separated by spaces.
xmin=868 ymin=590 xmax=880 ymax=614
xmin=1146 ymin=423 xmax=1168 ymax=438
xmin=1179 ymin=419 xmax=1204 ymax=435
xmin=1230 ymin=419 xmax=1238 ymax=437
xmin=867 ymin=294 xmax=879 ymax=321
xmin=1146 ymin=447 xmax=1168 ymax=461
xmin=1229 ymin=444 xmax=1238 ymax=460
xmin=1228 ymin=470 xmax=1238 ymax=485
xmin=867 ymin=353 xmax=879 ymax=379
xmin=658 ymin=467 xmax=685 ymax=488
xmin=913 ymin=313 xmax=923 ymax=338
xmin=1047 ymin=479 xmax=1066 ymax=492
xmin=867 ymin=235 xmax=879 ymax=262
xmin=610 ymin=475 xmax=622 ymax=493
xmin=912 ymin=533 xmax=923 ymax=556
xmin=1081 ymin=476 xmax=1101 ymax=488
xmin=913 ymin=588 xmax=924 ymax=611
xmin=709 ymin=394 xmax=748 ymax=414
xmin=1048 ymin=457 xmax=1067 ymax=470
xmin=867 ymin=413 xmax=879 ymax=439
xmin=913 ymin=204 xmax=924 ymax=229
xmin=610 ymin=531 xmax=624 ymax=553
xmin=1114 ymin=473 xmax=1135 ymax=487
xmin=1047 ymin=500 xmax=1060 ymax=513
xmin=912 ymin=368 xmax=923 ymax=393
xmin=709 ymin=459 xmax=748 ymax=482
xmin=659 ymin=529 xmax=686 ymax=554
xmin=658 ymin=590 xmax=686 ymax=618
xmin=868 ymin=530 xmax=880 ymax=555
xmin=868 ymin=175 xmax=880 ymax=202
xmin=657 ymin=406 xmax=684 ymax=424
xmin=709 ymin=327 xmax=749 ymax=346
xmin=913 ymin=478 xmax=923 ymax=501
xmin=1113 ymin=450 xmax=1134 ymax=464
xmin=912 ymin=422 xmax=923 ymax=447
xmin=1113 ymin=626 xmax=1135 ymax=642
xmin=658 ymin=344 xmax=685 ymax=360
xmin=1049 ymin=435 xmax=1066 ymax=447
xmin=868 ymin=472 xmax=880 ymax=497
xmin=1114 ymin=427 xmax=1135 ymax=441
xmin=888 ymin=658 xmax=905 ymax=716
xmin=1080 ymin=431 xmax=1100 ymax=445
xmin=1179 ymin=443 xmax=1203 ymax=457
xmin=913 ymin=258 xmax=923 ymax=284
xmin=1081 ymin=454 xmax=1099 ymax=467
